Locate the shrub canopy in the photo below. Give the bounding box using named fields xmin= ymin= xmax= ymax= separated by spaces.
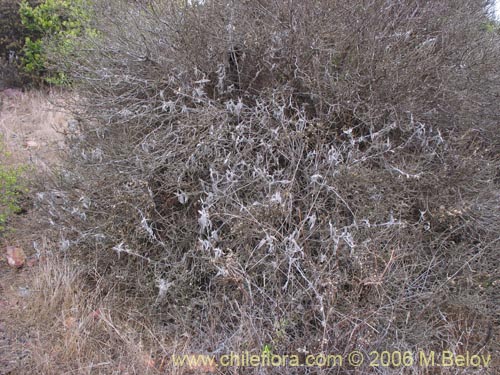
xmin=46 ymin=0 xmax=499 ymax=370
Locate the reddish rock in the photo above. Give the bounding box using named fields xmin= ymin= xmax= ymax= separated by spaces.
xmin=5 ymin=246 xmax=26 ymax=268
xmin=24 ymin=140 xmax=39 ymax=149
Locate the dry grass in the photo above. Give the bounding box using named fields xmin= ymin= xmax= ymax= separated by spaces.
xmin=10 ymin=257 xmax=172 ymax=374
xmin=0 ymin=88 xmax=71 ymax=255
xmin=0 ymin=89 xmax=68 ymax=169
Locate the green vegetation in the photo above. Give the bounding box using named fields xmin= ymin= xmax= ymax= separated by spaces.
xmin=482 ymin=19 xmax=500 ymax=33
xmin=0 ymin=137 xmax=25 ymax=231
xmin=0 ymin=0 xmax=31 ymax=60
xmin=19 ymin=0 xmax=92 ymax=84
xmin=0 ymin=0 xmax=39 ymax=86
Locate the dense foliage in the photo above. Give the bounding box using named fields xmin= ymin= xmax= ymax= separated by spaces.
xmin=18 ymin=0 xmax=91 ymax=84
xmin=0 ymin=0 xmax=39 ymax=86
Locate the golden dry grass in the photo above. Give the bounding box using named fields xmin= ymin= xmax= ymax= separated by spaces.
xmin=4 ymin=253 xmax=198 ymax=374
xmin=16 ymin=258 xmax=169 ymax=374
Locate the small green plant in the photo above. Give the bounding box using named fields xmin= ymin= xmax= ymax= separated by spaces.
xmin=261 ymin=343 xmax=273 ymax=357
xmin=19 ymin=0 xmax=92 ymax=84
xmin=0 ymin=137 xmax=26 ymax=231
xmin=481 ymin=20 xmax=500 ymax=33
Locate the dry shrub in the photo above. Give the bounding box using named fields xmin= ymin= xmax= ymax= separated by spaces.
xmin=41 ymin=0 xmax=499 ymax=373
